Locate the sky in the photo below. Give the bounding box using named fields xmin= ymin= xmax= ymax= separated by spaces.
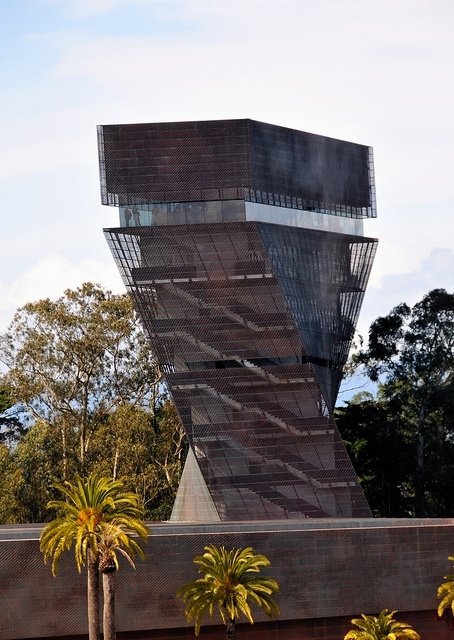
xmin=0 ymin=0 xmax=453 ymax=348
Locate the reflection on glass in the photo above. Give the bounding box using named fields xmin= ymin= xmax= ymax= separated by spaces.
xmin=118 ymin=199 xmax=365 ymax=236
xmin=119 ymin=201 xmax=246 ymax=228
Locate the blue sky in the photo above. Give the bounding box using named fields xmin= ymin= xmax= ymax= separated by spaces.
xmin=0 ymin=0 xmax=453 ymax=354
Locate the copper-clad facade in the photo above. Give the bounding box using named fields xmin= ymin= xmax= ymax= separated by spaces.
xmin=99 ymin=118 xmax=377 ymax=520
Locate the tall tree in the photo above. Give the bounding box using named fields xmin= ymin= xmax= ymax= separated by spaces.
xmin=0 ymin=443 xmax=25 ymax=523
xmin=40 ymin=474 xmax=148 ymax=640
xmin=12 ymin=420 xmax=63 ymax=522
xmin=355 ymin=289 xmax=454 ymax=516
xmin=177 ymin=545 xmax=279 ymax=640
xmin=88 ymin=400 xmax=187 ymax=520
xmin=0 ymin=401 xmax=187 ymax=524
xmin=337 ymin=388 xmax=454 ymax=517
xmin=0 ymin=283 xmax=159 ymax=475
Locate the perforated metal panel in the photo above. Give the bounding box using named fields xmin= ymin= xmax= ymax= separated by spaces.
xmin=2 ymin=519 xmax=453 ymax=639
xmin=105 ymin=222 xmax=376 ymax=519
xmin=98 ymin=119 xmax=376 ymax=219
xmin=100 ymin=118 xmax=377 ymax=520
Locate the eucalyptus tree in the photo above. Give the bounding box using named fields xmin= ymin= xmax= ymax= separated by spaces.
xmin=0 ymin=400 xmax=187 ymax=524
xmin=0 ymin=283 xmax=159 ymax=476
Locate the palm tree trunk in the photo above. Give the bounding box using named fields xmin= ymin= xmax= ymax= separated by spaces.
xmin=226 ymin=617 xmax=236 ymax=640
xmin=87 ymin=550 xmax=100 ymax=640
xmin=102 ymin=572 xmax=116 ymax=640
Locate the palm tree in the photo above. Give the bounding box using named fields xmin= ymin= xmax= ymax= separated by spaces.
xmin=97 ymin=521 xmax=147 ymax=640
xmin=177 ymin=544 xmax=279 ymax=640
xmin=437 ymin=555 xmax=454 ymax=626
xmin=344 ymin=609 xmax=420 ymax=640
xmin=39 ymin=474 xmax=148 ymax=640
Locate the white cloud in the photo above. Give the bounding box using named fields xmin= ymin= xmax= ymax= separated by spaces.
xmin=376 ymin=247 xmax=454 ymax=304
xmin=40 ymin=0 xmax=129 ymax=18
xmin=1 ymin=0 xmax=453 ymax=338
xmin=358 ymin=247 xmax=454 ymax=337
xmin=0 ymin=255 xmax=124 ymax=333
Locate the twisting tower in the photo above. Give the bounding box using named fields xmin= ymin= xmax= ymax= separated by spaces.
xmin=99 ymin=119 xmax=377 ymax=521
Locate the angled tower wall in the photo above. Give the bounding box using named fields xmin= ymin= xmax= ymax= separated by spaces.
xmin=99 ymin=119 xmax=377 ymax=521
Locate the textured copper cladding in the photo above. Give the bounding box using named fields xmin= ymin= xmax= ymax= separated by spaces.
xmin=2 ymin=519 xmax=454 ymax=639
xmin=100 ymin=118 xmax=377 ymax=520
xmin=98 ymin=118 xmax=376 ymax=218
xmin=105 ymin=221 xmax=376 ymax=519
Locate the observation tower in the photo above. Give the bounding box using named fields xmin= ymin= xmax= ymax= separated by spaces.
xmin=98 ymin=119 xmax=377 ymax=522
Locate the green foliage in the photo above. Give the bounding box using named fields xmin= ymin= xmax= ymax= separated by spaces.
xmin=348 ymin=288 xmax=454 ymax=517
xmin=337 ymin=387 xmax=454 ymax=517
xmin=0 ymin=383 xmax=26 ymax=446
xmin=336 ymin=394 xmax=416 ymax=517
xmin=437 ymin=555 xmax=454 ymax=624
xmin=0 ymin=385 xmax=11 ymax=413
xmin=344 ymin=609 xmax=420 ymax=640
xmin=0 ymin=419 xmax=65 ymax=523
xmin=0 ymin=283 xmax=188 ymax=524
xmin=0 ymin=444 xmax=26 ymax=523
xmin=97 ymin=521 xmax=145 ymax=574
xmin=0 ymin=400 xmax=186 ymax=524
xmin=88 ymin=401 xmax=187 ymax=521
xmin=177 ymin=545 xmax=279 ymax=638
xmin=40 ymin=474 xmax=148 ymax=576
xmin=13 ymin=420 xmax=64 ymax=522
xmin=0 ymin=283 xmax=160 ymax=474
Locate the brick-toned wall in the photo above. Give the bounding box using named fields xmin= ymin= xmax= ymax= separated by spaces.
xmin=1 ymin=518 xmax=453 ymax=640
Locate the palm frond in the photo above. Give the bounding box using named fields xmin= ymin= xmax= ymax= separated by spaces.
xmin=177 ymin=545 xmax=279 ymax=637
xmin=344 ymin=610 xmax=420 ymax=640
xmin=40 ymin=473 xmax=148 ymax=577
xmin=437 ymin=557 xmax=454 ymax=620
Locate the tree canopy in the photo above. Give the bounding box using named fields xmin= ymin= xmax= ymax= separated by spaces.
xmin=337 ymin=288 xmax=454 ymax=517
xmin=437 ymin=555 xmax=454 ymax=626
xmin=0 ymin=282 xmax=160 ymax=474
xmin=344 ymin=609 xmax=420 ymax=640
xmin=0 ymin=283 xmax=187 ymax=523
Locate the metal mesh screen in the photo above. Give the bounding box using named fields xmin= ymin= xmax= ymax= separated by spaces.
xmin=249 ymin=120 xmax=375 ymax=218
xmin=98 ymin=120 xmax=252 ymax=207
xmin=105 ymin=222 xmax=374 ymax=520
xmin=100 ymin=117 xmax=378 ymax=521
xmin=257 ymin=223 xmax=378 ymax=408
xmin=98 ymin=119 xmax=376 ymax=219
xmin=3 ymin=519 xmax=453 ymax=639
